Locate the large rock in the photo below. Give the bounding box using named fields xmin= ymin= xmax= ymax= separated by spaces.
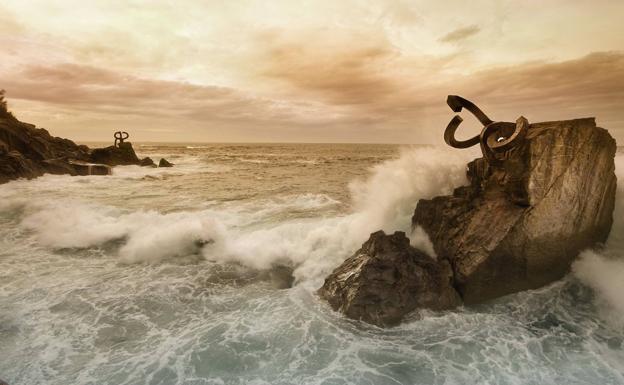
xmin=413 ymin=117 xmax=617 ymax=304
xmin=89 ymin=142 xmax=141 ymax=166
xmin=318 ymin=231 xmax=461 ymax=327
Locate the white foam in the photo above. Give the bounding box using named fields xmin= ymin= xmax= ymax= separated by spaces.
xmin=6 ymin=146 xmax=474 ymax=281
xmin=573 ymin=152 xmax=624 ymax=326
xmin=573 ymin=250 xmax=624 ymax=326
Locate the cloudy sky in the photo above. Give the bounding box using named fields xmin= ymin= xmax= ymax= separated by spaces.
xmin=1 ymin=0 xmax=623 ymax=143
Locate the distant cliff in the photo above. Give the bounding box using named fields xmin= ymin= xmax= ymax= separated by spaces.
xmin=0 ymin=97 xmax=157 ymax=184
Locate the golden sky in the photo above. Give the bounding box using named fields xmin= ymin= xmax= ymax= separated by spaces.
xmin=1 ymin=0 xmax=623 ymax=143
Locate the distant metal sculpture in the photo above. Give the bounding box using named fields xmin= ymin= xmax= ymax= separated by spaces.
xmin=444 ymin=95 xmax=528 ymax=163
xmin=114 ymin=131 xmax=129 ymax=147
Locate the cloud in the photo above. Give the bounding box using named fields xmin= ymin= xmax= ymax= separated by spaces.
xmin=0 ymin=63 xmax=315 ymax=125
xmin=454 ymin=51 xmax=624 ymax=122
xmin=250 ymin=26 xmax=624 ymax=136
xmin=1 ymin=48 xmax=624 ymax=143
xmin=439 ymin=25 xmax=480 ymax=43
xmin=253 ymin=29 xmax=399 ymax=106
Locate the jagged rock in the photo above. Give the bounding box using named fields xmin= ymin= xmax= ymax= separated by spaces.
xmin=0 ymin=113 xmax=93 ymax=183
xmin=139 ymin=157 xmax=156 ymax=167
xmin=413 ymin=118 xmax=617 ymax=304
xmin=318 ymin=231 xmax=461 ymax=326
xmin=89 ymin=142 xmax=141 ymax=166
xmin=0 ymin=150 xmax=42 ymax=184
xmin=159 ymin=158 xmax=173 ymax=167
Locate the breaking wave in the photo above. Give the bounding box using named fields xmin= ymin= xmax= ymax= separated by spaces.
xmin=2 ymin=144 xmax=624 ymax=385
xmin=4 ymin=146 xmax=473 ymax=282
xmin=573 ymin=150 xmax=624 ymax=326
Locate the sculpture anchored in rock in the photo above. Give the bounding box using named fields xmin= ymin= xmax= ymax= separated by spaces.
xmin=114 ymin=131 xmax=129 ymax=148
xmin=318 ymin=95 xmax=617 ymax=327
xmin=444 ymin=95 xmax=528 ymax=163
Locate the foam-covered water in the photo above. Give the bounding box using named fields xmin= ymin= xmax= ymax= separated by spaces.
xmin=0 ymin=144 xmax=623 ymax=385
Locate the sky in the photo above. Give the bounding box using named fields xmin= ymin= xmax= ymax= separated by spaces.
xmin=0 ymin=0 xmax=623 ymax=144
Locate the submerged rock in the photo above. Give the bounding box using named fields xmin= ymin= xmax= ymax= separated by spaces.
xmin=159 ymin=158 xmax=174 ymax=167
xmin=413 ymin=117 xmax=616 ymax=304
xmin=318 ymin=231 xmax=461 ymax=326
xmin=67 ymin=160 xmax=111 ymax=176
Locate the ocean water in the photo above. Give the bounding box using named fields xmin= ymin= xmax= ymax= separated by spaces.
xmin=0 ymin=143 xmax=623 ymax=385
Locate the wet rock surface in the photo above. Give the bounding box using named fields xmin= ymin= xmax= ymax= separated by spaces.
xmin=413 ymin=117 xmax=616 ymax=304
xmin=159 ymin=158 xmax=174 ymax=167
xmin=318 ymin=231 xmax=461 ymax=327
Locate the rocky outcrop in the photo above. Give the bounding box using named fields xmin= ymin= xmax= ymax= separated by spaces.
xmin=0 ymin=111 xmax=102 ymax=183
xmin=140 ymin=157 xmax=156 ymax=167
xmin=318 ymin=231 xmax=461 ymax=327
xmin=320 ymin=115 xmax=616 ymax=326
xmin=159 ymin=158 xmax=173 ymax=167
xmin=413 ymin=117 xmax=616 ymax=304
xmin=0 ymin=109 xmax=154 ymax=183
xmin=89 ymin=142 xmax=151 ymax=167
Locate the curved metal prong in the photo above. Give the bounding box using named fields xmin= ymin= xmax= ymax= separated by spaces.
xmin=446 ymin=95 xmax=494 ymax=126
xmin=483 ymin=117 xmax=528 ymax=154
xmin=444 ymin=115 xmax=481 ymax=149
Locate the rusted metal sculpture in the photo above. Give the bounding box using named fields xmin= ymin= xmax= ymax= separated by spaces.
xmin=444 ymin=95 xmax=528 ymax=163
xmin=114 ymin=131 xmax=129 ymax=148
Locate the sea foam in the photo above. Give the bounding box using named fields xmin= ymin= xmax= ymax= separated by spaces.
xmin=572 ymin=151 xmax=624 ymax=326
xmin=7 ymin=146 xmax=474 ymax=282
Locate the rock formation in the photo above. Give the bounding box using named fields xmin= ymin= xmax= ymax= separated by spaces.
xmin=414 ymin=116 xmax=616 ymax=304
xmin=140 ymin=157 xmax=156 ymax=167
xmin=90 ymin=142 xmax=143 ymax=166
xmin=320 ymin=96 xmax=617 ymax=326
xmin=0 ymin=98 xmax=159 ymax=183
xmin=159 ymin=158 xmax=174 ymax=167
xmin=318 ymin=231 xmax=461 ymax=326
xmin=0 ymin=107 xmax=107 ymax=183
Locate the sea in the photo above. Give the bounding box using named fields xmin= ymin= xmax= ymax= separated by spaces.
xmin=0 ymin=143 xmax=623 ymax=385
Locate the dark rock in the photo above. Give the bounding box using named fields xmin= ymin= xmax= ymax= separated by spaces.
xmin=67 ymin=160 xmax=111 ymax=176
xmin=0 ymin=150 xmax=42 ymax=184
xmin=139 ymin=157 xmax=156 ymax=167
xmin=413 ymin=118 xmax=617 ymax=304
xmin=318 ymin=231 xmax=461 ymax=326
xmin=89 ymin=142 xmax=141 ymax=166
xmin=0 ymin=113 xmax=93 ymax=183
xmin=0 ymin=110 xmax=147 ymax=183
xmin=159 ymin=158 xmax=174 ymax=167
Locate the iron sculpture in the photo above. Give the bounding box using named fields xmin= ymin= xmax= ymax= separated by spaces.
xmin=444 ymin=95 xmax=528 ymax=162
xmin=114 ymin=131 xmax=129 ymax=147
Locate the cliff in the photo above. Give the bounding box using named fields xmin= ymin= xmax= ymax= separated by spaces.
xmin=0 ymin=108 xmax=157 ymax=184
